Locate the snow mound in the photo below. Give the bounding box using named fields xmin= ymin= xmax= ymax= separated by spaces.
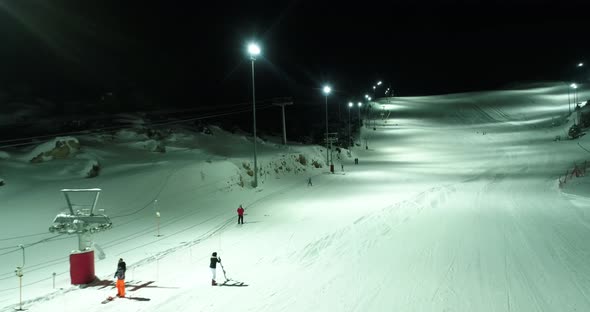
xmin=114 ymin=129 xmax=149 ymax=142
xmin=112 ymin=113 xmax=147 ymax=126
xmin=128 ymin=139 xmax=166 ymax=153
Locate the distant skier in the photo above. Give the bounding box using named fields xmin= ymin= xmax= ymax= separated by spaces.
xmin=307 ymin=177 xmax=312 ymax=186
xmin=210 ymin=252 xmax=221 ymax=285
xmin=341 ymin=164 xmax=344 ymax=171
xmin=237 ymin=204 xmax=244 ymax=224
xmin=114 ymin=258 xmax=126 ymax=297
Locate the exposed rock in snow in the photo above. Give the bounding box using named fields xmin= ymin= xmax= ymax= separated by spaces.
xmin=29 ymin=136 xmax=80 ymax=163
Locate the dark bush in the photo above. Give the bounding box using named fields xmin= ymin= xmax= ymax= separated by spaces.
xmin=568 ymin=124 xmax=582 ymax=139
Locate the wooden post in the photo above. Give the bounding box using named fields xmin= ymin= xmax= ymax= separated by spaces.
xmin=15 ymin=267 xmax=24 ymax=311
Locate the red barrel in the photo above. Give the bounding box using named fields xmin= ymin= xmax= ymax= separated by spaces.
xmin=70 ymin=250 xmax=95 ymax=285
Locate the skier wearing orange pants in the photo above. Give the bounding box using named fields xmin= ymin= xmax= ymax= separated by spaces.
xmin=114 ymin=258 xmax=126 ymax=297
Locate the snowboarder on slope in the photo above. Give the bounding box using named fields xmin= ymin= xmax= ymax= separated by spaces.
xmin=210 ymin=252 xmax=221 ymax=285
xmin=308 ymin=177 xmax=312 ymax=186
xmin=114 ymin=258 xmax=126 ymax=297
xmin=237 ymin=205 xmax=245 ymax=224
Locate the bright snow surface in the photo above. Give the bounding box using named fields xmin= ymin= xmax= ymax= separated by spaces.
xmin=1 ymin=82 xmax=590 ymax=311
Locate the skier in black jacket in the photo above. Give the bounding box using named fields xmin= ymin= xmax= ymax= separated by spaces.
xmin=210 ymin=252 xmax=221 ymax=286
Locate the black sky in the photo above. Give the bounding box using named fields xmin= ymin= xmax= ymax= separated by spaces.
xmin=0 ymin=0 xmax=589 ymax=109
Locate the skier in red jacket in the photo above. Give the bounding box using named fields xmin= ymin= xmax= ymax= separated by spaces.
xmin=237 ymin=204 xmax=244 ymax=224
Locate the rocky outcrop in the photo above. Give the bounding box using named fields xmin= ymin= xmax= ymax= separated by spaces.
xmin=86 ymin=161 xmax=101 ymax=178
xmin=30 ymin=137 xmax=80 ymax=163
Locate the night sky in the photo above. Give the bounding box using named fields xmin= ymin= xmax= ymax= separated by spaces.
xmin=0 ymin=0 xmax=589 ymax=116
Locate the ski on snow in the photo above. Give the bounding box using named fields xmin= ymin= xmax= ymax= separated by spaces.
xmin=101 ymin=296 xmax=116 ymax=304
xmin=217 ymin=280 xmax=248 ymax=287
xmin=101 ymin=295 xmax=151 ymax=303
xmin=217 ymin=262 xmax=247 ymax=286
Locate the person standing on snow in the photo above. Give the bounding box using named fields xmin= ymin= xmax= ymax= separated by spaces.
xmin=307 ymin=177 xmax=312 ymax=186
xmin=114 ymin=258 xmax=126 ymax=297
xmin=210 ymin=252 xmax=221 ymax=285
xmin=237 ymin=204 xmax=245 ymax=224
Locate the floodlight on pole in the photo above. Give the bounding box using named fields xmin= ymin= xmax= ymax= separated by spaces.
xmin=565 ymin=82 xmax=572 ymax=114
xmin=366 ymin=97 xmax=372 ymax=129
xmin=571 ymin=83 xmax=578 ymax=106
xmin=348 ymin=102 xmax=353 ymax=148
xmin=248 ymin=42 xmax=260 ymax=187
xmin=323 ymin=85 xmax=331 ymax=167
xmin=377 ymin=81 xmax=382 ymax=85
xmin=357 ymin=102 xmax=362 ymax=142
xmin=578 ymin=62 xmax=584 ymax=67
xmin=248 ymin=43 xmax=261 ymax=56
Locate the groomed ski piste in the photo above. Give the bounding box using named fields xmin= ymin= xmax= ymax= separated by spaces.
xmin=1 ymin=81 xmax=589 ymax=311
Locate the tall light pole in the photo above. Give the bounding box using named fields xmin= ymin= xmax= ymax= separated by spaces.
xmin=571 ymin=83 xmax=579 ymax=124
xmin=372 ymin=81 xmax=382 ymax=98
xmin=348 ymin=102 xmax=353 ymax=148
xmin=571 ymin=83 xmax=578 ymax=108
xmin=369 ymin=97 xmax=377 ymax=129
xmin=364 ymin=95 xmax=369 ymax=128
xmin=366 ymin=96 xmax=372 ymax=129
xmin=248 ymin=43 xmax=260 ymax=187
xmin=365 ymin=97 xmax=371 ymax=149
xmin=357 ymin=102 xmax=362 ymax=145
xmin=387 ymin=85 xmax=394 ymax=103
xmin=323 ymin=85 xmax=331 ymax=167
xmin=566 ymin=82 xmax=571 ymax=114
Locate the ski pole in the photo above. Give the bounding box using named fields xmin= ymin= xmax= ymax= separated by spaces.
xmin=219 ymin=261 xmax=229 ymax=281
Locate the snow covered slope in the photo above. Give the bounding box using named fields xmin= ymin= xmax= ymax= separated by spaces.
xmin=1 ymin=82 xmax=589 ymax=312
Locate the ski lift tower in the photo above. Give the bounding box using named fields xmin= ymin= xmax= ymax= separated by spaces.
xmin=327 ymin=133 xmax=339 ymax=173
xmin=272 ymin=97 xmax=294 ymax=145
xmin=49 ymin=188 xmax=112 ymax=285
